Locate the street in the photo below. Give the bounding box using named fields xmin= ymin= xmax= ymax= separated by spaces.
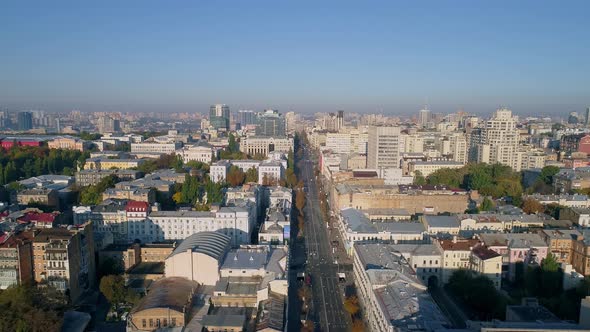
xmin=299 ymin=148 xmax=350 ymax=332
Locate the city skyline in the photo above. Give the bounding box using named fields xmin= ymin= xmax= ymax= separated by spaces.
xmin=2 ymin=1 xmax=589 ymax=114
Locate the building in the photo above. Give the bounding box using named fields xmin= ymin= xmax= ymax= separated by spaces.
xmin=210 ymin=104 xmax=230 ymax=130
xmin=99 ymin=242 xmax=175 ymax=271
xmin=528 ymin=194 xmax=590 ymax=208
xmin=337 ymin=208 xmax=426 ymax=255
xmin=435 ymin=237 xmax=480 ymax=284
xmin=32 ymin=223 xmax=96 ymax=303
xmin=421 ymin=215 xmax=461 ymax=235
xmin=103 ymin=187 xmax=155 ymax=204
xmin=47 ymin=136 xmax=89 ymax=151
xmin=17 ymin=112 xmax=33 ymax=131
xmin=258 ymin=161 xmax=284 ymax=185
xmin=239 ymin=136 xmax=294 ymax=157
xmin=17 ymin=188 xmax=59 ymax=207
xmin=539 ymin=229 xmax=582 ymax=264
xmin=408 ymin=161 xmax=464 ymax=177
xmin=571 ymin=230 xmax=590 ymax=277
xmin=164 ymin=232 xmax=231 ymax=285
xmin=84 ymin=158 xmax=145 ymax=170
xmin=333 ymin=184 xmax=470 ymax=214
xmin=352 ymin=243 xmax=448 ymax=332
xmin=256 ymin=110 xmax=286 ymax=137
xmin=127 ymin=277 xmax=201 ymax=331
xmin=367 ymin=126 xmax=401 ymax=169
xmin=149 ymin=205 xmax=256 ymax=246
xmin=131 ymin=141 xmax=182 ymax=154
xmin=97 ymin=115 xmax=120 ymax=134
xmin=471 ymin=107 xmax=521 ymax=170
xmin=0 ymin=231 xmax=34 ymax=289
xmin=470 ymin=245 xmax=502 ymax=290
xmin=479 ymin=233 xmax=548 ymax=281
xmin=418 ymin=107 xmax=431 ymax=128
xmin=75 ymin=169 xmax=142 ymax=187
xmin=325 ymin=132 xmax=353 ymax=154
xmin=175 ymin=143 xmax=214 ymax=164
xmin=237 ymin=110 xmax=257 ymax=127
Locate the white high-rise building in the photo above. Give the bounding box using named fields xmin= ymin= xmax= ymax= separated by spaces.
xmin=418 ymin=107 xmax=431 ymax=128
xmin=367 ymin=126 xmax=401 ymax=169
xmin=473 ymin=107 xmax=520 ymax=169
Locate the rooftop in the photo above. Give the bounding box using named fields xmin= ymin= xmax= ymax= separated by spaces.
xmin=221 ymin=249 xmax=267 ymax=270
xmin=168 ymin=232 xmax=231 ymax=261
xmin=131 ymin=277 xmax=199 ymax=314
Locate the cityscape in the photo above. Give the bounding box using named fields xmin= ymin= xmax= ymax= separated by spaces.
xmin=1 ymin=2 xmax=590 ymax=332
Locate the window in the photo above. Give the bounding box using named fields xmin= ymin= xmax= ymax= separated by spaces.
xmin=142 ymin=320 xmax=146 ymax=328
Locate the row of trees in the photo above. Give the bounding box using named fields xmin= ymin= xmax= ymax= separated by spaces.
xmin=0 ymin=146 xmax=89 ymax=185
xmin=0 ymin=284 xmax=68 ymax=331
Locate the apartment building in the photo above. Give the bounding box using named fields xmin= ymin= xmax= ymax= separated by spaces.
xmin=0 ymin=231 xmax=34 ymax=289
xmin=352 ymin=243 xmax=448 ymax=332
xmin=103 ymin=187 xmax=156 ymax=204
xmin=435 ymin=237 xmax=481 ymax=284
xmin=32 ymin=222 xmax=96 ymax=303
xmin=539 ymin=229 xmax=582 ymax=265
xmin=571 ymin=230 xmax=590 ymax=277
xmin=17 ymin=188 xmax=59 ymax=207
xmin=75 ymin=169 xmax=142 ymax=187
xmin=470 ymin=245 xmax=502 ymax=290
xmin=471 ymin=107 xmax=521 ymax=170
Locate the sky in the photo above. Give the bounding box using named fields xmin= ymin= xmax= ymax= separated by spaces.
xmin=1 ymin=1 xmax=589 ymax=115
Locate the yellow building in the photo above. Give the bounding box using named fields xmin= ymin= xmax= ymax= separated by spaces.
xmin=47 ymin=136 xmax=89 ymax=152
xmin=84 ymin=157 xmax=144 ymax=170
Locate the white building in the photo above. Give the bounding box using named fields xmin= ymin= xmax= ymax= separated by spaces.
xmin=239 ymin=136 xmax=294 ymax=157
xmin=408 ymin=161 xmax=464 ymax=177
xmin=131 ymin=141 xmax=182 ymax=154
xmin=367 ymin=126 xmax=401 ymax=169
xmin=472 ymin=107 xmax=521 ymax=170
xmin=258 ymin=161 xmax=284 ymax=185
xmin=325 ymin=132 xmax=352 ymax=154
xmin=148 ymin=205 xmax=256 ymax=246
xmin=176 ymin=144 xmax=214 ymax=164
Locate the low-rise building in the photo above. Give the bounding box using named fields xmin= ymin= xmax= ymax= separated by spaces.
xmin=258 ymin=161 xmax=284 ymax=185
xmin=75 ymin=169 xmax=142 ymax=187
xmin=164 ymin=232 xmax=231 ymax=285
xmin=131 ymin=141 xmax=182 ymax=154
xmin=527 ymin=194 xmax=590 ymax=208
xmin=435 ymin=237 xmax=481 ymax=284
xmin=103 ymin=187 xmax=155 ymax=204
xmin=421 ymin=215 xmax=461 ymax=235
xmin=175 ymin=143 xmax=214 ymax=164
xmin=470 ymin=245 xmax=502 ymax=289
xmin=539 ymin=229 xmax=582 ymax=264
xmin=560 ymin=207 xmax=590 ymax=227
xmin=84 ymin=157 xmax=145 ymax=170
xmin=458 ymin=213 xmax=545 ymax=233
xmin=239 ymin=136 xmax=294 ymax=157
xmin=17 ymin=188 xmax=59 ymax=207
xmin=47 ymin=136 xmax=89 ymax=151
xmin=408 ymin=160 xmax=464 ymax=177
xmin=571 ymin=230 xmax=590 ymax=277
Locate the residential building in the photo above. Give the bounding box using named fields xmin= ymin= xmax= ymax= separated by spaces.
xmin=97 ymin=114 xmax=120 ymax=134
xmin=0 ymin=231 xmax=34 ymax=289
xmin=98 ymin=242 xmax=174 ymax=271
xmin=17 ymin=188 xmax=59 ymax=207
xmin=389 ymin=244 xmax=443 ymax=286
xmin=352 ymin=243 xmax=448 ymax=332
xmin=418 ymin=107 xmax=431 ymax=128
xmin=479 ymin=233 xmax=548 ymax=281
xmin=471 ymin=107 xmax=520 ymax=170
xmin=164 ymin=232 xmax=231 ymax=285
xmin=75 ymin=169 xmax=142 ymax=187
xmin=325 ymin=132 xmax=353 ymax=154
xmin=539 ymin=229 xmax=582 ymax=264
xmin=367 ymin=126 xmax=401 ymax=169
xmin=47 ymin=136 xmax=89 ymax=151
xmin=258 ymin=161 xmax=284 ymax=185
xmin=435 ymin=237 xmax=481 ymax=284
xmin=470 ymin=245 xmax=502 ymax=290
xmin=421 ymin=215 xmax=461 ymax=235
xmin=32 ymin=222 xmax=96 ymax=303
xmin=17 ymin=112 xmax=33 ymax=131
xmin=408 ymin=161 xmax=464 ymax=178
xmin=559 ymin=207 xmax=590 ymax=227
xmin=528 ymin=194 xmax=590 ymax=208
xmin=571 ymin=230 xmax=590 ymax=277
xmin=103 ymin=187 xmax=155 ymax=204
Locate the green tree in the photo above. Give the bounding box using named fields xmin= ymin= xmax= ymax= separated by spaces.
xmin=539 ymin=165 xmax=560 ymax=185
xmin=479 ymin=197 xmax=494 ymax=211
xmin=100 ymin=275 xmax=127 ymax=307
xmin=228 ymin=133 xmax=239 ymax=153
xmin=413 ymin=170 xmax=426 ymax=185
xmin=245 ymin=167 xmax=258 ymax=183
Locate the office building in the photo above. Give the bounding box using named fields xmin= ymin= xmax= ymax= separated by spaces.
xmin=237 ymin=110 xmax=256 ymax=127
xmin=256 ymin=110 xmax=286 ymax=137
xmin=367 ymin=126 xmax=401 ymax=169
xmin=17 ymin=112 xmax=33 ymax=131
xmin=239 ymin=136 xmax=294 ymax=157
xmin=210 ymin=104 xmax=230 ymax=130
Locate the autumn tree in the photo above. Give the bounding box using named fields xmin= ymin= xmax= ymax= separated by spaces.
xmin=343 ymin=295 xmax=360 ymax=317
xmin=226 ymin=165 xmax=245 ymax=186
xmin=296 ymin=190 xmax=306 ymax=212
xmin=522 ymin=198 xmax=544 ymax=214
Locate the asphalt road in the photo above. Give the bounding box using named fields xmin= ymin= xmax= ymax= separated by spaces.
xmin=299 ymin=149 xmax=350 ymax=332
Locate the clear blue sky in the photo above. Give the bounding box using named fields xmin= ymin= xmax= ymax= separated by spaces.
xmin=1 ymin=1 xmax=589 ymax=115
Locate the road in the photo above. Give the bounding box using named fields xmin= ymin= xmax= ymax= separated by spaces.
xmin=299 ymin=148 xmax=350 ymax=332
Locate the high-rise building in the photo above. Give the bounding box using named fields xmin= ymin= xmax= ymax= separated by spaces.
xmin=237 ymin=110 xmax=256 ymax=127
xmin=97 ymin=115 xmax=121 ymax=134
xmin=585 ymin=107 xmax=590 ymax=126
xmin=471 ymin=107 xmax=520 ymax=169
xmin=209 ymin=104 xmax=230 ymax=130
xmin=337 ymin=110 xmax=344 ymax=130
xmin=367 ymin=126 xmax=401 ymax=169
xmin=418 ymin=107 xmax=431 ymax=128
xmin=255 ymin=110 xmax=286 ymax=137
xmin=17 ymin=112 xmax=33 ymax=131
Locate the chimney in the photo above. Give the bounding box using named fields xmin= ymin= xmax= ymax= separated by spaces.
xmin=452 ymin=235 xmax=457 ymax=244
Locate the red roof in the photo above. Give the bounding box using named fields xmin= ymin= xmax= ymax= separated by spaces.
xmin=126 ymin=200 xmax=149 ymax=212
xmin=17 ymin=212 xmax=58 ymax=224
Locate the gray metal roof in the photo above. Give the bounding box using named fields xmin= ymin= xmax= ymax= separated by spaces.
xmin=169 ymin=232 xmax=230 ymax=260
xmin=221 ymin=250 xmax=267 ymax=270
